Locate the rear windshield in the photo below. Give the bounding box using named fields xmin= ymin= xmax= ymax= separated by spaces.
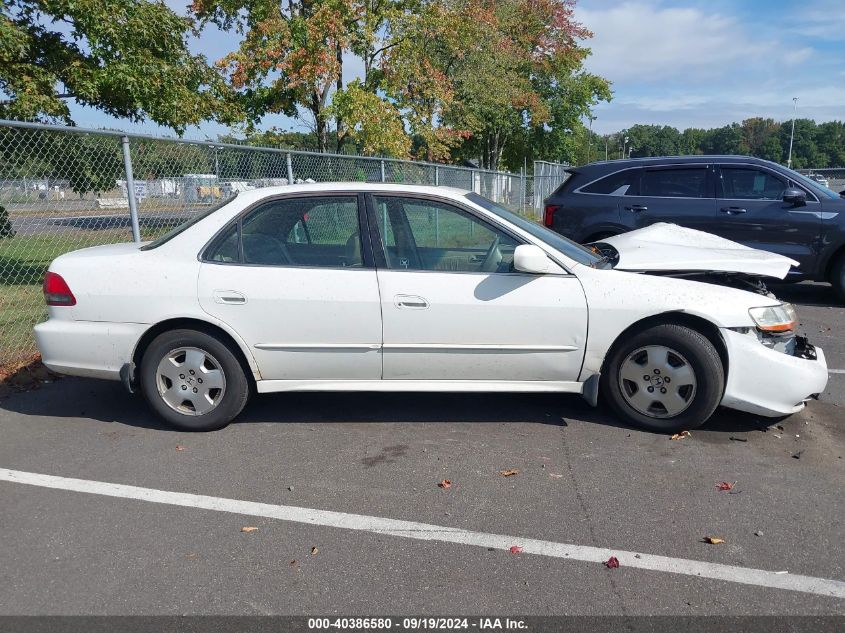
xmin=140 ymin=194 xmax=238 ymax=250
xmin=465 ymin=192 xmax=601 ymax=266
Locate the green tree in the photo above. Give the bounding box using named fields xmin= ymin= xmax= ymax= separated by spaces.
xmin=0 ymin=203 xmax=14 ymax=238
xmin=0 ymin=0 xmax=232 ymax=132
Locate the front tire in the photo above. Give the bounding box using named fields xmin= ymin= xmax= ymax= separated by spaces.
xmin=140 ymin=329 xmax=250 ymax=431
xmin=600 ymin=324 xmax=724 ymax=433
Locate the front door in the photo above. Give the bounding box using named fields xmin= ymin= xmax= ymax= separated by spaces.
xmin=198 ymin=194 xmax=383 ymax=380
xmin=712 ymin=164 xmax=821 ymax=275
xmin=369 ymin=194 xmax=588 ymax=382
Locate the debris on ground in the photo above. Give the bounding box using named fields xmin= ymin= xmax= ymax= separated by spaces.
xmin=0 ymin=354 xmax=58 ymax=397
xmin=175 ymin=445 xmax=186 ymax=452
xmin=509 ymin=545 xmax=523 ymax=554
xmin=729 ymin=437 xmax=748 ymax=442
xmin=754 ymin=531 xmax=764 ymax=537
xmin=499 ymin=468 xmax=520 ymax=477
xmin=670 ymin=431 xmax=691 ymax=440
xmin=310 ymin=547 xmax=318 ymax=555
xmin=549 ymin=473 xmax=564 ymax=479
xmin=240 ymin=526 xmax=259 ymax=533
xmin=438 ymin=479 xmax=452 ymax=489
xmin=715 ymin=481 xmax=736 ymax=491
xmin=702 ymin=536 xmax=726 ymax=544
xmin=792 ymin=451 xmax=803 ymax=460
xmin=604 ymin=556 xmax=619 ymax=568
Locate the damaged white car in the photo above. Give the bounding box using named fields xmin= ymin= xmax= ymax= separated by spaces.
xmin=35 ymin=183 xmax=828 ymax=432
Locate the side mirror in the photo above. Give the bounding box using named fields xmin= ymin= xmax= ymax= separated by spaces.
xmin=783 ymin=187 xmax=807 ymax=207
xmin=513 ymin=244 xmax=551 ymax=274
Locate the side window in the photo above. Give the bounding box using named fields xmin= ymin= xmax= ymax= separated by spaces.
xmin=373 ymin=196 xmax=520 ymax=273
xmin=221 ymin=196 xmax=362 ymax=268
xmin=720 ymin=167 xmax=786 ymax=200
xmin=641 ymin=168 xmax=708 ymax=198
xmin=206 ymin=224 xmax=239 ymax=263
xmin=581 ymin=169 xmax=639 ymax=195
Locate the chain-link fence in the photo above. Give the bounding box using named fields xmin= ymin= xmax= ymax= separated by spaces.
xmin=0 ymin=120 xmax=546 ymax=366
xmin=798 ymin=168 xmax=845 ymax=194
xmin=532 ymin=161 xmax=571 ymax=218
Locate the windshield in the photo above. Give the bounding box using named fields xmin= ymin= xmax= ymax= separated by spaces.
xmin=140 ymin=194 xmax=238 ymax=250
xmin=465 ymin=192 xmax=602 ymax=266
xmin=785 ymin=169 xmax=841 ymax=200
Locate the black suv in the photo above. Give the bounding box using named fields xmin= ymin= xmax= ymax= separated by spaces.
xmin=543 ymin=155 xmax=845 ymax=299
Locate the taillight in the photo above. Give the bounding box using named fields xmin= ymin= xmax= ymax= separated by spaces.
xmin=543 ymin=204 xmax=559 ymax=227
xmin=43 ymin=271 xmax=76 ymax=306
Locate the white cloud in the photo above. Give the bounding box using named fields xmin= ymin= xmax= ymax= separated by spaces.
xmin=576 ymin=1 xmax=771 ymax=83
xmin=783 ymin=47 xmax=814 ymax=66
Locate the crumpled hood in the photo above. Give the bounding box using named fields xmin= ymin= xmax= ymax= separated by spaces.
xmin=596 ymin=223 xmax=798 ymax=279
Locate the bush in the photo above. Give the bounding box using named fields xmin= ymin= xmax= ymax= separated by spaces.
xmin=0 ymin=204 xmax=14 ymax=238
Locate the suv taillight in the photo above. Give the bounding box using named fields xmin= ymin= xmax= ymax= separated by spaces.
xmin=43 ymin=271 xmax=76 ymax=306
xmin=543 ymin=204 xmax=559 ymax=227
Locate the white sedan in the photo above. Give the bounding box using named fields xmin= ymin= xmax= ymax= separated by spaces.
xmin=35 ymin=183 xmax=828 ymax=432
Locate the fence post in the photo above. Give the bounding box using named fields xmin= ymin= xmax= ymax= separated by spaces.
xmin=521 ymin=168 xmax=525 ymax=214
xmin=380 ymin=160 xmax=386 ymax=183
xmin=434 ymin=165 xmax=439 ymax=186
xmin=286 ymin=152 xmax=294 ymax=184
xmin=121 ymin=135 xmax=141 ymax=243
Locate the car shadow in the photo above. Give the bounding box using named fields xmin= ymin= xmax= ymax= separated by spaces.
xmin=0 ymin=377 xmax=778 ymax=436
xmin=768 ymin=281 xmax=840 ymax=307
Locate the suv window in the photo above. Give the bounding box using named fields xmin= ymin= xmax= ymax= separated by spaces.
xmin=374 ymin=196 xmax=519 ymax=273
xmin=206 ymin=196 xmax=364 ymax=268
xmin=641 ymin=168 xmax=708 ymax=198
xmin=720 ymin=167 xmax=785 ymax=200
xmin=581 ymin=169 xmax=638 ymax=195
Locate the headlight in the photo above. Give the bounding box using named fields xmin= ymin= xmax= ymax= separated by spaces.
xmin=749 ymin=303 xmax=797 ymax=332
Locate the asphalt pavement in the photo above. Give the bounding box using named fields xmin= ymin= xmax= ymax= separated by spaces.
xmin=0 ymin=283 xmax=843 ymax=617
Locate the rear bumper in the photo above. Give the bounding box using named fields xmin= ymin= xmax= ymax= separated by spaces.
xmin=720 ymin=328 xmax=828 ymax=417
xmin=34 ymin=319 xmax=147 ymax=381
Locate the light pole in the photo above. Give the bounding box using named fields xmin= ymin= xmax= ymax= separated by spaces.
xmin=586 ymin=115 xmax=595 ymax=164
xmin=787 ymin=97 xmax=798 ymax=169
xmin=605 ymin=137 xmax=609 ymax=161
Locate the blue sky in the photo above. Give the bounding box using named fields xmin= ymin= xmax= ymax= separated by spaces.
xmin=65 ymin=0 xmax=845 ymax=138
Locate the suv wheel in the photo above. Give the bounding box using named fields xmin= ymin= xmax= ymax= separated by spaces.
xmin=140 ymin=329 xmax=250 ymax=431
xmin=830 ymin=254 xmax=845 ymax=303
xmin=601 ymin=324 xmax=724 ymax=433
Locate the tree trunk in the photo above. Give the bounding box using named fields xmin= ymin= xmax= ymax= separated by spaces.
xmin=336 ymin=41 xmax=344 ymax=152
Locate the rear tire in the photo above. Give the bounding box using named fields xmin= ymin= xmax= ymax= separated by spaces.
xmin=830 ymin=254 xmax=845 ymax=303
xmin=600 ymin=324 xmax=724 ymax=433
xmin=140 ymin=329 xmax=250 ymax=431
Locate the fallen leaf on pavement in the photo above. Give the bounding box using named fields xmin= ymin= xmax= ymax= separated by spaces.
xmin=240 ymin=526 xmax=259 ymax=533
xmin=604 ymin=556 xmax=619 ymax=568
xmin=438 ymin=479 xmax=452 ymax=489
xmin=716 ymin=481 xmax=735 ymax=491
xmin=670 ymin=431 xmax=691 ymax=440
xmin=311 ymin=547 xmax=318 ymax=555
xmin=499 ymin=468 xmax=520 ymax=477
xmin=509 ymin=545 xmax=523 ymax=554
xmin=702 ymin=536 xmax=726 ymax=544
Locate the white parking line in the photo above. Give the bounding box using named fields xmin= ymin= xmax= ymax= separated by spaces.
xmin=829 ymin=369 xmax=845 ymax=374
xmin=1 ymin=467 xmax=843 ymax=600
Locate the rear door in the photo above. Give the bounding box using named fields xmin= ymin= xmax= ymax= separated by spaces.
xmin=197 ymin=194 xmax=383 ymax=381
xmin=623 ymin=164 xmax=716 ymax=231
xmin=369 ymin=194 xmax=588 ymax=382
xmin=712 ymin=164 xmax=821 ymax=274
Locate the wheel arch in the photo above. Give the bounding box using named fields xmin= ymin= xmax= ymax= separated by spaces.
xmin=822 ymin=242 xmax=845 ymax=281
xmin=600 ymin=311 xmax=729 ymax=380
xmin=131 ymin=318 xmax=260 ymax=388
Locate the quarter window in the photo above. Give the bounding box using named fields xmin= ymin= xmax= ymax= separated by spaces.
xmin=641 ymin=168 xmax=709 ymax=198
xmin=373 ymin=196 xmax=519 ymax=273
xmin=720 ymin=167 xmax=786 ymax=200
xmin=581 ymin=169 xmax=638 ymax=195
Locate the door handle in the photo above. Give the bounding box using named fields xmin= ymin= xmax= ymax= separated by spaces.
xmin=624 ymin=205 xmax=648 ymax=212
xmin=213 ymin=290 xmax=247 ymax=305
xmin=395 ymin=294 xmax=429 ymax=309
xmin=720 ymin=206 xmax=747 ymax=214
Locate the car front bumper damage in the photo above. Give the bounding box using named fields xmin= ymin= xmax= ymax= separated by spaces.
xmin=720 ymin=328 xmax=828 ymax=417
